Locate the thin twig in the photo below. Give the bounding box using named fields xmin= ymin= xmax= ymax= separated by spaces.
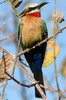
xmin=40 ymin=85 xmax=66 ymax=98
xmin=6 ymin=72 xmax=39 ymax=88
xmin=12 ymin=24 xmax=23 ymax=76
xmin=40 ymin=84 xmax=66 ymax=93
xmin=0 ymin=34 xmax=15 ymax=43
xmin=11 ymin=41 xmax=20 ymax=77
xmin=54 ymin=0 xmax=61 ymax=100
xmin=0 ymin=80 xmax=8 ymax=100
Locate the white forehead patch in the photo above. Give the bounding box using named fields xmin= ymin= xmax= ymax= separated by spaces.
xmin=28 ymin=3 xmax=38 ymax=7
xmin=30 ymin=9 xmax=40 ymax=13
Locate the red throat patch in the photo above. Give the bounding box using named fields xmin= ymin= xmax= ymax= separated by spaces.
xmin=26 ymin=12 xmax=41 ymax=17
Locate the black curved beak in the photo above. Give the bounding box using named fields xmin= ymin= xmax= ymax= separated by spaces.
xmin=37 ymin=2 xmax=49 ymax=9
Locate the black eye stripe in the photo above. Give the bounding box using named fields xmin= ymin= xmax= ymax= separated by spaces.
xmin=25 ymin=6 xmax=39 ymax=13
xmin=28 ymin=7 xmax=33 ymax=11
xmin=28 ymin=6 xmax=38 ymax=11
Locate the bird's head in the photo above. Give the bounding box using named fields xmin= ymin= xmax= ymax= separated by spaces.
xmin=21 ymin=2 xmax=49 ymax=17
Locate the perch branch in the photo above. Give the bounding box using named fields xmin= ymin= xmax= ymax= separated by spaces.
xmin=17 ymin=26 xmax=66 ymax=57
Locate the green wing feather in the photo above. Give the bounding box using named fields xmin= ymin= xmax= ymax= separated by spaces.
xmin=18 ymin=23 xmax=23 ymax=46
xmin=41 ymin=20 xmax=48 ymax=39
xmin=18 ymin=23 xmax=23 ymax=61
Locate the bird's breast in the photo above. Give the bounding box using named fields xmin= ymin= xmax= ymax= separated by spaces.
xmin=21 ymin=16 xmax=43 ymax=48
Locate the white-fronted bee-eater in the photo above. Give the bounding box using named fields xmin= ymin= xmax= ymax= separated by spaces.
xmin=18 ymin=2 xmax=48 ymax=98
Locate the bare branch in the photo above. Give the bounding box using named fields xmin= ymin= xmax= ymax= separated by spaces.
xmin=0 ymin=80 xmax=8 ymax=100
xmin=54 ymin=1 xmax=61 ymax=100
xmin=40 ymin=84 xmax=66 ymax=93
xmin=0 ymin=34 xmax=15 ymax=43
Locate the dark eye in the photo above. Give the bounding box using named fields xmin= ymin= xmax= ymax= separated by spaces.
xmin=29 ymin=7 xmax=33 ymax=11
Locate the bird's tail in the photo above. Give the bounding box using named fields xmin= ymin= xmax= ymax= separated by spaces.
xmin=34 ymin=71 xmax=46 ymax=98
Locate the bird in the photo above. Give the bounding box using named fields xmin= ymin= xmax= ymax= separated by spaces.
xmin=18 ymin=2 xmax=48 ymax=98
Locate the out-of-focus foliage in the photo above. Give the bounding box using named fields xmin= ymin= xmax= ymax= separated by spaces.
xmin=61 ymin=58 xmax=66 ymax=76
xmin=0 ymin=52 xmax=12 ymax=83
xmin=8 ymin=0 xmax=22 ymax=8
xmin=0 ymin=58 xmax=2 ymax=63
xmin=52 ymin=10 xmax=64 ymax=24
xmin=42 ymin=39 xmax=60 ymax=67
xmin=8 ymin=0 xmax=22 ymax=18
xmin=51 ymin=11 xmax=64 ymax=34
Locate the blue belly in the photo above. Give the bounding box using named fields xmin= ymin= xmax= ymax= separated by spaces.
xmin=24 ymin=44 xmax=46 ymax=72
xmin=32 ymin=52 xmax=43 ymax=71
